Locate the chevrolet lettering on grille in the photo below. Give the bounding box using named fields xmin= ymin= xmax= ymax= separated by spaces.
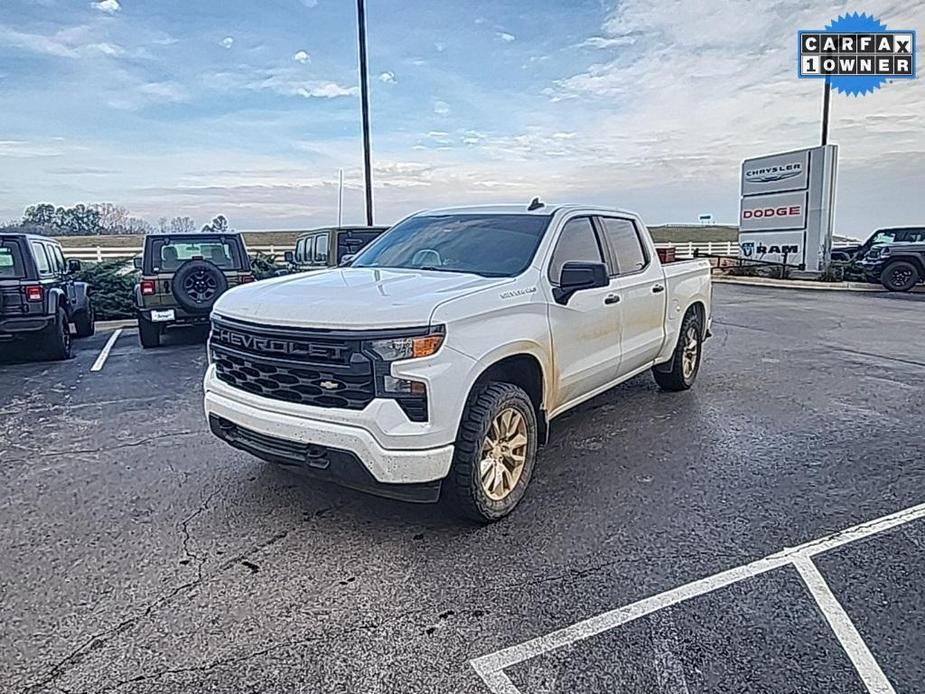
xmin=215 ymin=329 xmax=346 ymax=361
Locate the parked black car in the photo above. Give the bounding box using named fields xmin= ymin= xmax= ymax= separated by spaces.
xmin=861 ymin=242 xmax=925 ymax=292
xmin=283 ymin=226 xmax=388 ymax=272
xmin=831 ymin=226 xmax=925 ymax=262
xmin=133 ymin=233 xmax=254 ymax=348
xmin=0 ymin=233 xmax=95 ymax=360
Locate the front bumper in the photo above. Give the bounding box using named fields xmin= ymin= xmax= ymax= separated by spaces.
xmin=204 ymin=369 xmax=455 ymax=488
xmin=0 ymin=315 xmax=54 ymax=341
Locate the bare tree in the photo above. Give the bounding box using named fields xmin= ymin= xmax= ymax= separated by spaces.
xmin=169 ymin=216 xmax=197 ymax=233
xmin=91 ymin=203 xmax=130 ymax=233
xmin=157 ymin=217 xmax=169 ymax=233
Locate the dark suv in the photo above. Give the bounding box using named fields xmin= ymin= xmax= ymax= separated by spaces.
xmin=0 ymin=233 xmax=95 ymax=360
xmin=284 ymin=226 xmax=388 ymax=272
xmin=861 ymin=241 xmax=925 ymax=292
xmin=134 ymin=233 xmax=253 ymax=348
xmin=831 ymin=226 xmax=925 ymax=262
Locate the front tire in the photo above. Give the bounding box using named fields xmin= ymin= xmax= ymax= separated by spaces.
xmin=74 ymin=303 xmax=95 ymax=338
xmin=138 ymin=315 xmax=162 ymax=349
xmin=444 ymin=383 xmax=537 ymax=523
xmin=880 ymin=260 xmax=920 ymax=292
xmin=40 ymin=308 xmax=72 ymax=361
xmin=653 ymin=310 xmax=703 ymax=391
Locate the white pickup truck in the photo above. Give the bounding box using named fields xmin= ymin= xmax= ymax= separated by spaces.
xmin=204 ymin=204 xmax=712 ymax=522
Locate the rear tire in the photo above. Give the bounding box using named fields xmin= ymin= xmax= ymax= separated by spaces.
xmin=74 ymin=303 xmax=95 ymax=338
xmin=138 ymin=315 xmax=162 ymax=349
xmin=443 ymin=383 xmax=537 ymax=523
xmin=40 ymin=308 xmax=72 ymax=361
xmin=653 ymin=310 xmax=703 ymax=391
xmin=880 ymin=260 xmax=920 ymax=292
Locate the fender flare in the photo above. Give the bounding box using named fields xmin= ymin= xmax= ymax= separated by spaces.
xmin=72 ymin=281 xmax=91 ymax=314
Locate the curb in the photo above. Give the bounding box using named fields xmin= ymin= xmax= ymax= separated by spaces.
xmin=713 ymin=277 xmax=887 ymax=292
xmin=96 ymin=319 xmax=138 ymax=331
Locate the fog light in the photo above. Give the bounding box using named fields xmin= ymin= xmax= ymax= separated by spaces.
xmin=383 ymin=375 xmax=426 ymax=395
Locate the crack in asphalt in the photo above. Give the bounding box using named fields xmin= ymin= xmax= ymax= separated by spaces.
xmin=4 ymin=431 xmax=199 ymax=462
xmin=96 ymin=622 xmax=381 ymax=693
xmin=19 ymin=527 xmax=292 ymax=694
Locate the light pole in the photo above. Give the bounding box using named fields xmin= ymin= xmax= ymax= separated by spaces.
xmin=356 ymin=0 xmax=374 ymax=226
xmin=820 ymin=77 xmax=831 ymax=146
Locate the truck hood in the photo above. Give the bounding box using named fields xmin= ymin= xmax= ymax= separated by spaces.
xmin=213 ymin=267 xmax=511 ymax=328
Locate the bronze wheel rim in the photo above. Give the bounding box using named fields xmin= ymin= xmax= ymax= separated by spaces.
xmin=479 ymin=408 xmax=528 ymax=501
xmin=682 ymin=325 xmax=699 ymax=379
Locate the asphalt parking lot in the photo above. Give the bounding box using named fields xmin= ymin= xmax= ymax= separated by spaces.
xmin=2 ymin=284 xmax=924 ymax=694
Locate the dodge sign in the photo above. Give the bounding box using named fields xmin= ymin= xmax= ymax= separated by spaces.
xmin=740 ymin=191 xmax=807 ymax=232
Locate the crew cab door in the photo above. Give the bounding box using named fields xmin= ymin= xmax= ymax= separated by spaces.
xmin=596 ymin=216 xmax=666 ymax=374
xmin=546 ymin=216 xmax=622 ymax=409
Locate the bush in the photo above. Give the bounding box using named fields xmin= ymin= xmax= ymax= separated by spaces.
xmin=250 ymin=252 xmax=280 ymax=280
xmin=77 ymin=259 xmax=138 ymax=320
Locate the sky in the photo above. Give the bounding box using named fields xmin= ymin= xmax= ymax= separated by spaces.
xmin=0 ymin=0 xmax=922 ymax=238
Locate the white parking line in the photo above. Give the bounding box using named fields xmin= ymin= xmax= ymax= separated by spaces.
xmin=793 ymin=556 xmax=896 ymax=694
xmin=90 ymin=328 xmax=123 ymax=373
xmin=472 ymin=501 xmax=925 ymax=693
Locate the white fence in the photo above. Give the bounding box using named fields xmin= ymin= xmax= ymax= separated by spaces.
xmin=63 ymin=240 xmax=858 ymax=264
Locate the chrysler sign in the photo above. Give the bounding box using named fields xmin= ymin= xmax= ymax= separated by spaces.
xmin=741 ymin=150 xmax=809 ymax=196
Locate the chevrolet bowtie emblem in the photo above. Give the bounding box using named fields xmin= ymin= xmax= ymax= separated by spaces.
xmin=319 ymin=380 xmax=339 ymax=390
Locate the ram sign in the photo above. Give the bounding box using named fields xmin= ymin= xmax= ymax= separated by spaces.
xmin=738 ymin=145 xmax=838 ymax=273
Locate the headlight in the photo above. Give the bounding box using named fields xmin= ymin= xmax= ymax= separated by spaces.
xmin=365 ymin=331 xmax=444 ymax=361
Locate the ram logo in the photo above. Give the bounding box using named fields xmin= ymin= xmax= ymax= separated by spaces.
xmin=741 ymin=242 xmax=755 ymax=258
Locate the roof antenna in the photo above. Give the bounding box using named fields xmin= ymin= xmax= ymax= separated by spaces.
xmin=527 ymin=197 xmax=545 ymax=211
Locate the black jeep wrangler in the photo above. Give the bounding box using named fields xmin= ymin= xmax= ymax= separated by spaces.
xmin=133 ymin=233 xmax=254 ymax=348
xmin=860 ymin=241 xmax=925 ymax=292
xmin=0 ymin=233 xmax=95 ymax=361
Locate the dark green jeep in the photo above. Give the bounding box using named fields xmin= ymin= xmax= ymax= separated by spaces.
xmin=283 ymin=226 xmax=388 ymax=272
xmin=133 ymin=233 xmax=254 ymax=348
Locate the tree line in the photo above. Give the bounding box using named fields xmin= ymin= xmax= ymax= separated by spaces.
xmin=2 ymin=203 xmax=231 ymax=237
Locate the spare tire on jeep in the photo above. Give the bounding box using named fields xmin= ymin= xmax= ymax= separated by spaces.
xmin=171 ymin=259 xmax=229 ymax=314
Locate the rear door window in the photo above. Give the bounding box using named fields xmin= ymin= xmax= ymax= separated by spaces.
xmin=599 ymin=217 xmax=648 ymax=274
xmin=30 ymin=241 xmax=53 ymax=276
xmin=0 ymin=241 xmax=26 ymax=278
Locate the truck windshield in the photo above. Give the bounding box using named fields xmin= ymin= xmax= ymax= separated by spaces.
xmin=0 ymin=240 xmax=25 ymax=279
xmin=351 ymin=214 xmax=551 ymax=277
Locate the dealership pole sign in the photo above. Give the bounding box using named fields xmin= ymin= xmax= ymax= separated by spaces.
xmin=739 ymin=145 xmax=838 ymax=273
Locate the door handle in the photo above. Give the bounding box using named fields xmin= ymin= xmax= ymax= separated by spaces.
xmin=604 ymin=293 xmax=621 ymax=305
xmin=652 ymin=284 xmax=665 ymax=294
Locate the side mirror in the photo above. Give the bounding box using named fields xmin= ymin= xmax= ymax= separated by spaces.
xmin=283 ymin=250 xmax=295 ymax=264
xmin=133 ymin=257 xmax=143 ymax=270
xmin=340 ymin=253 xmax=356 ymax=266
xmin=553 ymin=262 xmax=609 ymax=305
xmin=67 ymin=258 xmax=82 ymax=273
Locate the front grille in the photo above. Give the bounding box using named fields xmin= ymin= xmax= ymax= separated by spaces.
xmin=211 ymin=317 xmax=375 ymax=410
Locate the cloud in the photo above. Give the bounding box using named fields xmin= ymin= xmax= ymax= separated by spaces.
xmin=92 ymin=0 xmax=120 ymax=14
xmin=293 ymin=50 xmax=311 ymax=64
xmin=578 ymin=36 xmax=636 ymax=49
xmin=0 ymin=24 xmax=126 ymax=59
xmin=378 ymin=71 xmax=396 ymax=84
xmin=297 ymin=82 xmax=357 ymax=98
xmin=434 ymin=42 xmax=446 ymax=53
xmin=497 ymin=32 xmax=516 ymax=43
xmin=220 ymin=36 xmax=234 ymax=49
xmin=434 ymin=100 xmax=450 ymax=116
xmin=137 ymin=81 xmax=188 ymax=102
